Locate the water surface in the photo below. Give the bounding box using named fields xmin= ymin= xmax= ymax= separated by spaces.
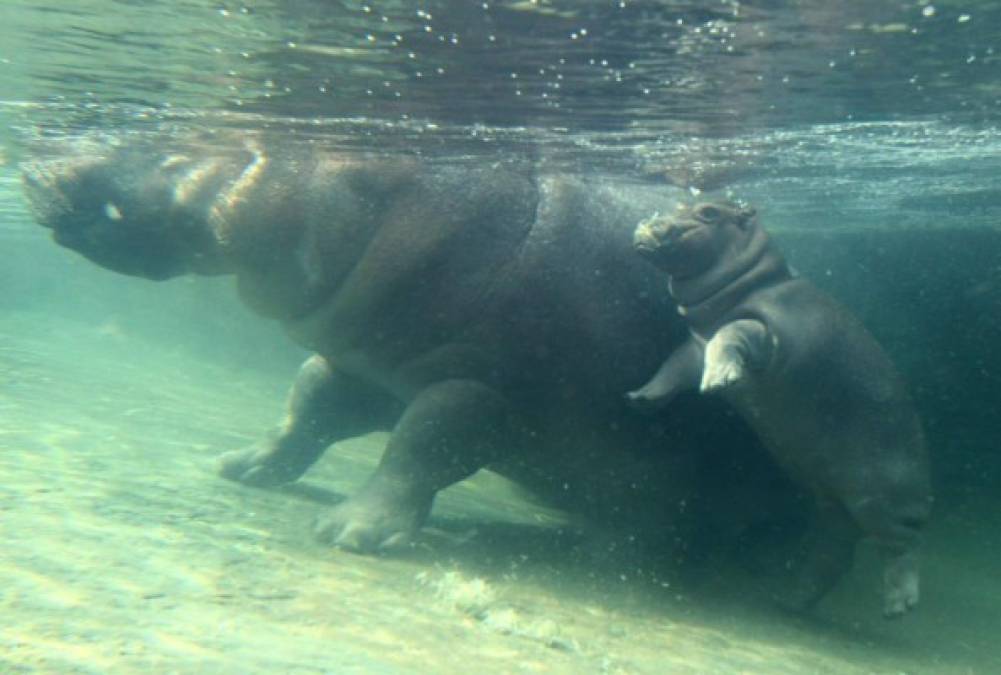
xmin=1 ymin=1 xmax=1000 ymax=673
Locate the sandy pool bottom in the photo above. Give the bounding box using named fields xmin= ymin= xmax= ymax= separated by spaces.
xmin=1 ymin=311 xmax=999 ymax=674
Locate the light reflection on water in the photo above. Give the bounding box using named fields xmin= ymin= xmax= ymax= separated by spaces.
xmin=2 ymin=1 xmax=1000 ymax=233
xmin=2 ymin=1 xmax=1000 ymax=134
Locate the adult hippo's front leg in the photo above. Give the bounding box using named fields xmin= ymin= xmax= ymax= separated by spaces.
xmin=218 ymin=355 xmax=403 ymax=487
xmin=314 ymin=378 xmax=513 ymax=552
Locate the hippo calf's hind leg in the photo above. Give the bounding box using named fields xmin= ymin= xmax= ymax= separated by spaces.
xmin=777 ymin=487 xmax=926 ymax=617
xmin=218 ymin=355 xmax=402 ymax=487
xmin=849 ymin=496 xmax=926 ymax=618
xmin=881 ymin=548 xmax=920 ymax=619
xmin=778 ymin=499 xmax=859 ymax=613
xmin=314 ymin=378 xmax=512 ymax=552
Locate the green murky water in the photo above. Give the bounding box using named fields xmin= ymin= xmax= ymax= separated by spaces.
xmin=2 ymin=1 xmax=1001 ymax=673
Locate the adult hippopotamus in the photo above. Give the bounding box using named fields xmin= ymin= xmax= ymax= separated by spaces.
xmin=628 ymin=202 xmax=933 ymax=617
xmin=23 ymin=139 xmax=705 ymax=553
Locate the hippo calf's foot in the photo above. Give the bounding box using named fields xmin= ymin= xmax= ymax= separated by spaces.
xmin=882 ymin=551 xmax=920 ymax=619
xmin=770 ymin=578 xmax=826 ymax=616
xmin=624 ymin=387 xmax=670 ymax=413
xmin=699 ymin=350 xmax=745 ymax=393
xmin=768 ymin=520 xmax=858 ymax=616
xmin=314 ymin=477 xmax=434 ymax=552
xmin=699 ymin=320 xmax=772 ymax=393
xmin=774 ymin=552 xmax=920 ymax=619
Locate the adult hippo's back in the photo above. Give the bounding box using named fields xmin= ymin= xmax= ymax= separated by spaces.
xmin=23 ymin=141 xmax=697 ymax=551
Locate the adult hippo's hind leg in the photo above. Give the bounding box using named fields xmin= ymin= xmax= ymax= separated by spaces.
xmin=218 ymin=355 xmax=402 ymax=487
xmin=314 ymin=378 xmax=512 ymax=552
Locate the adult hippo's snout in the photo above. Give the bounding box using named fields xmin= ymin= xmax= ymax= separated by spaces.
xmin=23 ymin=153 xmax=222 ymax=280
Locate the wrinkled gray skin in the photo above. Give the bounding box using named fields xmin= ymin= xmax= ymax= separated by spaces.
xmin=628 ymin=202 xmax=933 ymax=618
xmin=23 ymin=142 xmax=700 ymax=554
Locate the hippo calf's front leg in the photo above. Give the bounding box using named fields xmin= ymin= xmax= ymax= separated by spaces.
xmin=626 ymin=337 xmax=702 ymax=410
xmin=314 ymin=379 xmax=512 ymax=552
xmin=700 ymin=319 xmax=773 ymax=393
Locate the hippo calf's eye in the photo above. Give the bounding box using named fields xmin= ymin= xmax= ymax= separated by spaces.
xmin=104 ymin=203 xmax=123 ymax=221
xmin=695 ymin=205 xmax=723 ymax=222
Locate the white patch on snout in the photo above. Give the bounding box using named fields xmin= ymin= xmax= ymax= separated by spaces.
xmin=104 ymin=202 xmax=123 ymax=221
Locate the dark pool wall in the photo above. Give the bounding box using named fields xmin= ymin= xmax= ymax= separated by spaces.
xmin=777 ymin=227 xmax=1001 ymax=500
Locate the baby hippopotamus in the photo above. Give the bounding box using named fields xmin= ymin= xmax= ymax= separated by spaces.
xmin=628 ymin=202 xmax=932 ymax=618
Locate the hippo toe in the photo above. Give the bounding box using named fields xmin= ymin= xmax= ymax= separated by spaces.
xmin=313 ymin=478 xmax=434 ymax=552
xmin=217 ymin=437 xmax=318 ymax=488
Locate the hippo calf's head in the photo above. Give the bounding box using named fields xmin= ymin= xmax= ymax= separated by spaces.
xmin=634 ymin=202 xmax=758 ymax=279
xmin=22 ymin=147 xmax=244 ymax=280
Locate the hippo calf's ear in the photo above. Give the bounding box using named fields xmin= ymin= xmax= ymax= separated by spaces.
xmin=692 ymin=203 xmax=723 ymax=223
xmin=736 ymin=206 xmax=757 ymax=229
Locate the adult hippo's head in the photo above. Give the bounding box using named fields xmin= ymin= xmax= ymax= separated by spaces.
xmin=633 ymin=202 xmax=759 ymax=280
xmin=20 ymin=140 xmax=483 ymax=323
xmin=22 ymin=145 xmax=252 ymax=280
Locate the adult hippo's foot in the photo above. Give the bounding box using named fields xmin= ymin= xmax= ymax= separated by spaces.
xmin=313 ymin=378 xmax=512 ymax=552
xmin=218 ymin=435 xmax=320 ymax=487
xmin=218 ymin=354 xmax=402 ymax=488
xmin=313 ymin=475 xmax=434 ymax=551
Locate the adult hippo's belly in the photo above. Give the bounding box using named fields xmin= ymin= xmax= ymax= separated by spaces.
xmin=22 ymin=140 xmax=698 ymax=552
